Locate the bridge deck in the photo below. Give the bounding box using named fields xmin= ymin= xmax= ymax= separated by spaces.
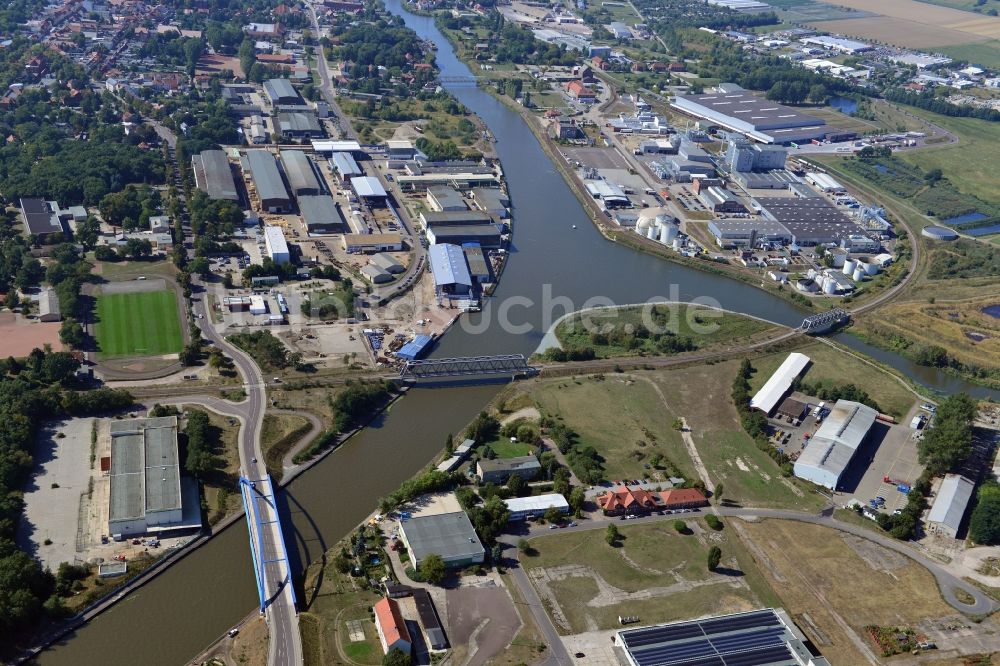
xmin=239 ymin=475 xmax=297 ymax=613
xmin=400 ymin=354 xmax=537 ymax=379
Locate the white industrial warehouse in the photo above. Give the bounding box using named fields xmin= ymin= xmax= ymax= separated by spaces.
xmin=750 ymin=352 xmax=811 ymax=415
xmin=927 ymin=474 xmax=975 ymax=538
xmin=504 ymin=494 xmax=570 ymax=521
xmin=793 ymin=400 xmax=879 ymax=490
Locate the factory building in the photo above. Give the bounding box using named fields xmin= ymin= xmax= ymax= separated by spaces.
xmin=426 ymin=186 xmax=468 ymax=212
xmin=342 ymin=233 xmax=403 ymax=253
xmin=311 ymin=139 xmax=363 ymax=156
xmin=927 ymin=474 xmax=975 ymax=538
xmin=794 ymin=400 xmax=879 ymax=490
xmin=615 ymin=609 xmax=831 ymax=666
xmin=463 ymin=246 xmax=492 ymax=283
xmin=398 ymin=511 xmax=485 ymax=569
xmin=725 ymin=139 xmax=788 ymax=171
xmin=263 ymin=78 xmax=301 ymax=106
xmin=386 ymin=139 xmax=416 ymax=160
xmin=426 ymin=224 xmax=503 ymax=248
xmin=755 ymin=197 xmax=861 ymax=245
xmin=329 ymin=152 xmax=361 ymax=183
xmin=585 ymin=180 xmax=631 ymax=209
xmin=429 ymin=243 xmax=472 ymax=299
xmin=470 ymin=188 xmax=509 ymax=218
xmin=191 ymin=150 xmax=239 ymax=201
xmin=397 ymin=172 xmax=501 ymax=191
xmin=698 ymin=186 xmax=747 ymax=214
xmin=264 ymin=225 xmax=290 ymax=264
xmin=801 ymin=35 xmax=872 ymax=54
xmin=108 ymin=416 xmax=199 ymax=538
xmin=299 ymin=195 xmax=347 ymax=234
xmin=351 ymin=176 xmax=388 ymax=204
xmin=244 ymin=150 xmax=291 ymax=212
xmin=275 ymin=111 xmax=322 ymax=138
xmin=361 ymin=264 xmax=393 ymax=284
xmin=805 ymin=172 xmax=846 ymax=193
xmin=419 ymin=210 xmax=494 ymax=229
xmin=504 ymin=494 xmax=569 ymax=521
xmin=708 ymin=219 xmax=791 ymax=248
xmin=672 ymin=86 xmax=828 ymax=144
xmin=279 ymin=150 xmax=322 ymax=197
xmin=731 ymin=169 xmax=800 ymax=190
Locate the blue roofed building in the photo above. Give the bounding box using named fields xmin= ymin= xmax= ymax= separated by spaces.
xmin=429 ymin=243 xmax=472 ymax=300
xmin=397 ymin=334 xmax=434 ymax=361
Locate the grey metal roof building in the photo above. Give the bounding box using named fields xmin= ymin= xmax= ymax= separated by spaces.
xmin=276 ymin=111 xmax=322 ymax=137
xmin=672 ymin=88 xmax=828 ymax=144
xmin=928 ymin=474 xmax=975 ymax=538
xmin=794 ymin=400 xmax=878 ymax=490
xmin=463 ymin=246 xmax=491 ymax=283
xmin=398 ymin=511 xmax=485 ymax=569
xmin=263 ymin=78 xmax=300 ymax=105
xmin=755 ymin=197 xmax=861 ymax=245
xmin=298 ymin=195 xmax=346 ymax=234
xmin=108 ymin=416 xmax=188 ymax=537
xmin=192 ymin=150 xmax=239 ymax=201
xmin=429 ymin=243 xmax=472 ymax=299
xmin=470 ymin=188 xmax=509 ymax=218
xmin=477 ymin=455 xmax=542 ymax=484
xmin=426 ymin=224 xmax=503 ymax=248
xmin=19 ymin=198 xmax=64 ymax=236
xmin=426 ymin=185 xmax=468 ymax=212
xmin=244 ymin=150 xmax=291 ymax=212
xmin=329 ymin=152 xmax=361 ymax=181
xmin=732 ymin=169 xmax=800 ymax=190
xmin=419 ymin=210 xmax=494 ymax=228
xmin=615 ymin=608 xmax=830 ymax=666
xmin=708 ymin=219 xmax=791 ymax=247
xmin=280 ymin=150 xmax=322 ymax=196
xmin=38 ymin=288 xmax=61 ymax=322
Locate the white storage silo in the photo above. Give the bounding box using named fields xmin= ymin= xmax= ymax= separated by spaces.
xmin=660 ymin=224 xmax=678 ymax=244
xmin=646 ymin=224 xmax=658 ymax=239
xmin=672 ymin=238 xmax=682 ymax=250
xmin=822 ymin=277 xmax=838 ymax=294
xmin=853 ymin=266 xmax=865 ymax=282
xmin=864 ymin=261 xmax=879 ymax=276
xmin=843 ymin=258 xmax=857 ymax=275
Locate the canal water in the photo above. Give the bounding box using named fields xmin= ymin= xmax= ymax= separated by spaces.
xmin=828 ymin=96 xmax=859 ymax=115
xmin=35 ymin=3 xmax=998 ymax=664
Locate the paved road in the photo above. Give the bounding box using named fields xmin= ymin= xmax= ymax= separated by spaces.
xmin=192 ymin=283 xmax=303 ymax=666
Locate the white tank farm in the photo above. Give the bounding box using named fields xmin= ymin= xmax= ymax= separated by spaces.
xmin=646 ymin=225 xmax=658 ymax=239
xmin=672 ymin=237 xmax=683 ymax=250
xmin=659 ymin=224 xmax=678 ymax=244
xmin=863 ymin=261 xmax=879 ymax=276
xmin=842 ymin=259 xmax=857 ymax=275
xmin=853 ymin=266 xmax=865 ymax=281
xmin=822 ymin=277 xmax=838 ymax=294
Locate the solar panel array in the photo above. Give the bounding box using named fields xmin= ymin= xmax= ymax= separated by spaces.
xmin=619 ymin=610 xmax=798 ymax=666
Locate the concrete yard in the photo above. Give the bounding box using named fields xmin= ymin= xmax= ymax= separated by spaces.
xmin=840 ymin=422 xmax=923 ymax=515
xmin=446 ymin=585 xmax=521 ymax=666
xmin=17 ymin=416 xmax=96 ymax=570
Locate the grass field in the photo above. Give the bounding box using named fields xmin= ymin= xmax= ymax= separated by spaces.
xmin=748 ymin=340 xmax=917 ymax=418
xmin=524 ymin=520 xmax=780 ymax=634
xmin=94 ymin=290 xmax=183 ymax=358
xmin=554 ymin=304 xmax=780 ymax=359
xmin=738 ymin=519 xmax=959 ymax=664
xmin=938 ymin=39 xmax=1000 ymax=69
xmin=532 ymin=375 xmax=693 ymax=483
xmin=649 ymin=361 xmax=825 ymax=509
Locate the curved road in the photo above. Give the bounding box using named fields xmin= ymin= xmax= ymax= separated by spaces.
xmin=191 ymin=280 xmax=303 ymax=666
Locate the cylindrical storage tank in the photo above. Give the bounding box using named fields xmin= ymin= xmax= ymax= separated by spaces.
xmin=660 ymin=224 xmax=678 ymax=244
xmin=823 ymin=278 xmax=837 ymax=294
xmin=843 ymin=259 xmax=857 ymax=275
xmin=853 ymin=266 xmax=865 ymax=281
xmin=637 ymin=219 xmax=651 ymax=234
xmin=672 ymin=238 xmax=682 ymax=250
xmin=646 ymin=225 xmax=658 ymax=239
xmin=864 ymin=261 xmax=879 ymax=276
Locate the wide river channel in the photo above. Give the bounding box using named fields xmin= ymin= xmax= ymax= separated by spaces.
xmin=35 ymin=3 xmax=998 ymax=664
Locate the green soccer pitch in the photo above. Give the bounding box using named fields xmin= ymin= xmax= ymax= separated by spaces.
xmin=94 ymin=290 xmax=184 ymax=358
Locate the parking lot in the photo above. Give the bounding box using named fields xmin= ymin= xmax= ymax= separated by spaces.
xmin=841 ymin=422 xmax=923 ymax=515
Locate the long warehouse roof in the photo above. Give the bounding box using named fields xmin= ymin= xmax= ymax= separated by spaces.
xmin=927 ymin=474 xmax=975 ymax=532
xmin=429 ymin=243 xmax=472 ymax=287
xmin=750 ymin=352 xmax=810 ymax=413
xmin=195 ymin=150 xmax=239 ymax=200
xmin=245 ymin=150 xmax=289 ymax=203
xmin=280 ymin=150 xmax=321 ymax=194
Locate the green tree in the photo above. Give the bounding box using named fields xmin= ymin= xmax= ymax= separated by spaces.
xmin=59 ymin=318 xmax=85 ymax=348
xmin=543 ymin=505 xmax=563 ymax=524
xmin=517 ymin=538 xmax=530 ymax=553
xmin=445 ymin=433 xmax=454 ymax=455
xmin=705 ymin=514 xmax=723 ymax=530
xmin=606 ymin=523 xmax=619 ymax=546
xmin=569 ymin=486 xmax=586 ymax=515
xmin=713 ymin=483 xmax=724 ymax=504
xmin=382 ymin=648 xmax=412 ymax=666
xmin=707 ymin=546 xmax=722 ymax=571
xmin=507 ymin=473 xmax=526 ymax=497
xmin=419 ymin=553 xmax=447 ymax=585
xmin=970 ymin=485 xmax=1000 ymax=544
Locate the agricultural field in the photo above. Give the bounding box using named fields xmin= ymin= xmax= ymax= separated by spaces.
xmin=915 ymin=0 xmax=1000 ymax=12
xmin=810 ymin=0 xmax=1000 ymax=38
xmin=738 ymin=519 xmax=983 ymax=664
xmin=938 ymin=39 xmax=1000 ymax=69
xmin=553 ymin=304 xmax=780 ymax=359
xmin=94 ymin=289 xmax=183 ymax=358
xmin=523 ymin=520 xmax=780 ymax=634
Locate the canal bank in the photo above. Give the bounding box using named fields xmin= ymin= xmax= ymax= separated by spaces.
xmin=33 ymin=2 xmax=1000 ymax=663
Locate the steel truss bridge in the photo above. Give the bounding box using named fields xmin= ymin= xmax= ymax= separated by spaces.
xmin=399 ymin=354 xmax=538 ymax=381
xmin=799 ymin=308 xmax=849 ymax=333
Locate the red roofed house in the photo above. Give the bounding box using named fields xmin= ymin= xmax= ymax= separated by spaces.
xmin=373 ymin=597 xmax=412 ymax=657
xmin=597 ymin=485 xmax=707 ymax=516
xmin=565 ymin=80 xmax=596 ymax=102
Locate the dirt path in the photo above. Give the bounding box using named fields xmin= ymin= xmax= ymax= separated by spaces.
xmin=500 ymin=406 xmax=541 ymax=425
